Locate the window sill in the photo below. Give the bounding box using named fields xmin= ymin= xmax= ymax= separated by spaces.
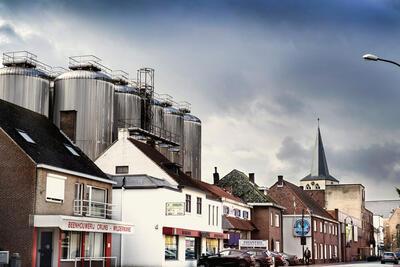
xmin=46 ymin=199 xmax=63 ymax=204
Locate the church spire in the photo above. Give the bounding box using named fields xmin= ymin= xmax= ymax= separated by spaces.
xmin=301 ymin=119 xmax=339 ymax=183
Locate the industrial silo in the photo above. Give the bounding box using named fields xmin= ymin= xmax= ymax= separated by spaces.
xmin=162 ymin=106 xmax=184 ymax=165
xmin=53 ymin=56 xmax=114 ymax=160
xmin=148 ymin=98 xmax=164 ymax=137
xmin=0 ymin=51 xmax=50 ymax=116
xmin=183 ymin=113 xmax=201 ymax=179
xmin=113 ymin=74 xmax=142 ymax=141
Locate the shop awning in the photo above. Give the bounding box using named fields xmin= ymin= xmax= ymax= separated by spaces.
xmin=223 ymin=216 xmax=257 ymax=231
xmin=33 ymin=215 xmax=134 ymax=234
xmin=162 ymin=227 xmax=228 ymax=239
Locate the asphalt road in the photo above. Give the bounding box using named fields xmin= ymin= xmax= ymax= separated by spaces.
xmin=306 ymin=262 xmax=399 ymax=267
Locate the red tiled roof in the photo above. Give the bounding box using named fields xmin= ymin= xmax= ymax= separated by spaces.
xmin=223 ymin=215 xmax=257 ymax=231
xmin=197 ymin=181 xmax=245 ymax=203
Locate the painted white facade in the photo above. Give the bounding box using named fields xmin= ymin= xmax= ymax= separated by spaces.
xmin=95 ymin=130 xmax=225 ymax=267
xmin=300 ymin=179 xmax=339 ymax=190
xmin=282 ymin=215 xmax=313 ymax=259
xmin=222 ymin=198 xmax=251 ymax=220
xmin=373 ymin=215 xmax=384 ymax=256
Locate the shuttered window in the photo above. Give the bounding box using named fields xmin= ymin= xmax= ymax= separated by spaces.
xmin=46 ymin=173 xmax=67 ymax=203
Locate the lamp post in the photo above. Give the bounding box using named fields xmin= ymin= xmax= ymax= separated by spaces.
xmin=344 ymin=216 xmax=354 ymax=262
xmin=363 ymin=54 xmax=400 ymax=67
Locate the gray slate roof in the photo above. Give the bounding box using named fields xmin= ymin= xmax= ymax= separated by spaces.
xmin=365 ymin=200 xmax=400 ymax=218
xmin=301 ymin=126 xmax=339 ymax=183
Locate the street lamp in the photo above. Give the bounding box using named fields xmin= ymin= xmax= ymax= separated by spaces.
xmin=363 ymin=53 xmax=400 ymax=67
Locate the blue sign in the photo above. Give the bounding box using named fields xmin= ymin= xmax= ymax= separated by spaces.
xmin=293 ymin=218 xmax=311 ymax=237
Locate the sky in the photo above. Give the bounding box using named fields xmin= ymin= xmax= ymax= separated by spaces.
xmin=1 ymin=0 xmax=400 ymax=200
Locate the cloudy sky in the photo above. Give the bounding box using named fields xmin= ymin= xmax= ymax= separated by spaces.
xmin=1 ymin=0 xmax=400 ymax=200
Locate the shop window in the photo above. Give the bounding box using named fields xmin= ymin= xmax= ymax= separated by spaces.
xmin=46 ymin=173 xmax=66 ymax=203
xmin=60 ymin=110 xmax=77 ymax=142
xmin=165 ymin=235 xmax=178 ymax=260
xmin=243 ymin=211 xmax=249 ymax=219
xmin=223 ymin=206 xmax=229 ymax=215
xmin=61 ymin=231 xmax=81 ymax=260
xmin=206 ymin=238 xmax=219 ymax=255
xmin=186 ymin=194 xmax=191 ymax=213
xmin=85 ymin=233 xmax=104 ymax=257
xmin=196 ymin=197 xmax=202 ymax=214
xmin=115 ymin=165 xmax=129 ymax=174
xmin=185 ymin=237 xmax=200 ymax=260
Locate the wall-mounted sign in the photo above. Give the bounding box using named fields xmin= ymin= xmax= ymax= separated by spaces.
xmin=239 ymin=239 xmax=268 ymax=248
xmin=63 ymin=220 xmax=134 ymax=234
xmin=293 ymin=218 xmax=311 ymax=237
xmin=0 ymin=251 xmax=9 ymax=264
xmin=166 ymin=202 xmax=185 ymax=216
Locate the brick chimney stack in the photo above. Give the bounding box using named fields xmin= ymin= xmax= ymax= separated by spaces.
xmin=213 ymin=167 xmax=220 ymax=185
xmin=278 ymin=175 xmax=284 ymax=186
xmin=249 ymin=173 xmax=255 ymax=184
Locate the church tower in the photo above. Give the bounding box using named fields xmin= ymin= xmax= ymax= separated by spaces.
xmin=300 ymin=120 xmax=339 ymax=190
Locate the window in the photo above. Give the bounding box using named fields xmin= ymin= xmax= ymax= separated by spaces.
xmin=186 ymin=194 xmax=191 ymax=213
xmin=320 ymin=222 xmax=323 ymax=233
xmin=60 ymin=110 xmax=77 ymax=142
xmin=17 ymin=129 xmax=35 ymax=143
xmin=115 ymin=166 xmax=129 ymax=174
xmin=234 ymin=209 xmax=241 ymax=217
xmin=89 ymin=186 xmax=107 ymax=217
xmin=324 ymin=222 xmax=327 ymax=233
xmin=270 ymin=212 xmax=274 ymax=226
xmin=185 ymin=237 xmax=200 ymax=260
xmin=320 ymin=244 xmax=323 ymax=259
xmin=206 ymin=238 xmax=219 ymax=255
xmin=313 ymin=220 xmax=317 ymax=232
xmin=46 ymin=173 xmax=66 ymax=203
xmin=216 ymin=207 xmax=219 ymax=226
xmin=329 ymin=245 xmax=332 ymax=259
xmin=314 ymin=243 xmax=318 ymax=260
xmin=223 ymin=206 xmax=229 ymax=215
xmin=212 ymin=206 xmax=215 ymax=225
xmin=65 ymin=144 xmax=79 ymax=156
xmin=275 ymin=214 xmax=280 ymax=227
xmin=243 ymin=211 xmax=249 ymax=219
xmin=334 ymin=245 xmax=337 ymax=258
xmin=315 ymin=183 xmax=320 ymax=189
xmin=324 ymin=244 xmax=327 ymax=259
xmin=208 ymin=205 xmax=211 ymax=225
xmin=85 ymin=233 xmax=104 ymax=257
xmin=61 ymin=231 xmax=81 ymax=260
xmin=306 ymin=184 xmax=311 ymax=189
xmin=74 ymin=183 xmax=84 ymax=215
xmin=196 ymin=198 xmax=202 ymax=214
xmin=165 ymin=235 xmax=178 ymax=260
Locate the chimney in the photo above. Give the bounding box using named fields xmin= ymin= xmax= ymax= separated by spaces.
xmin=249 ymin=173 xmax=255 ymax=184
xmin=278 ymin=175 xmax=284 ymax=186
xmin=213 ymin=167 xmax=220 ymax=185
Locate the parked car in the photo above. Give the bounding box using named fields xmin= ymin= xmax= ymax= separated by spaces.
xmin=281 ymin=252 xmax=299 ymax=266
xmin=197 ymin=249 xmax=255 ymax=267
xmin=381 ymin=252 xmax=398 ymax=264
xmin=270 ymin=252 xmax=289 ymax=266
xmin=245 ymin=249 xmax=274 ymax=267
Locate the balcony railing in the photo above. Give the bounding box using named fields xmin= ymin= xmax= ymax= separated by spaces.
xmin=73 ymin=199 xmax=115 ymax=219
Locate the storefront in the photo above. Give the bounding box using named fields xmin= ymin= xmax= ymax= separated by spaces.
xmin=163 ymin=227 xmax=227 ymax=265
xmin=33 ymin=215 xmax=134 ymax=267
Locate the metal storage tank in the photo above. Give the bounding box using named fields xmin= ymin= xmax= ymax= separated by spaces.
xmin=149 ymin=98 xmax=164 ymax=137
xmin=53 ymin=56 xmax=114 ymax=160
xmin=183 ymin=113 xmax=201 ymax=179
xmin=0 ymin=51 xmax=50 ymax=116
xmin=113 ymin=77 xmax=142 ymax=141
xmin=162 ymin=106 xmax=184 ymax=165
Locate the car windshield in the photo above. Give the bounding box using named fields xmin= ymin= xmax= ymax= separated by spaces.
xmin=384 ymin=253 xmax=394 ymax=256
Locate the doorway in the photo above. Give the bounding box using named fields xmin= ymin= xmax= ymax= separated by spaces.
xmin=39 ymin=231 xmax=53 ymax=267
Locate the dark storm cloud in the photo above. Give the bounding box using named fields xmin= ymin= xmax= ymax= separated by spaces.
xmin=1 ymin=0 xmax=400 ymax=198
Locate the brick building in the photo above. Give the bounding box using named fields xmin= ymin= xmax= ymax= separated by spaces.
xmin=300 ymin=124 xmax=374 ymax=261
xmin=0 ymin=100 xmax=132 ymax=267
xmin=268 ymin=176 xmax=340 ymax=264
xmin=216 ymin=169 xmax=284 ymax=252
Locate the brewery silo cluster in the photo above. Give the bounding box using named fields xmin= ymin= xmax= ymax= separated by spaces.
xmin=0 ymin=51 xmax=202 ymax=180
